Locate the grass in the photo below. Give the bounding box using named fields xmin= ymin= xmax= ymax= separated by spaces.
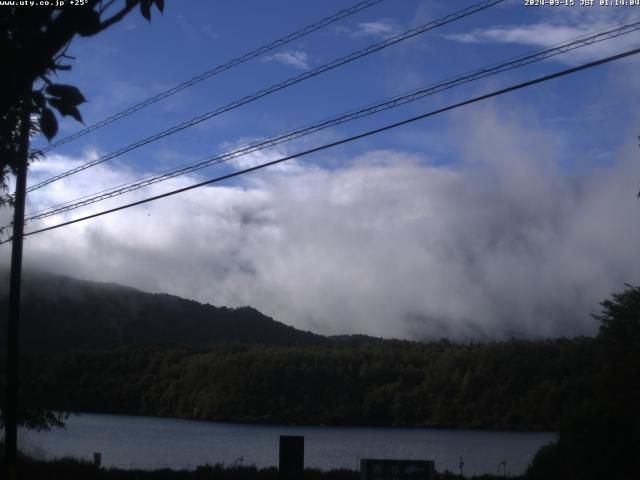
xmin=2 ymin=457 xmax=522 ymax=479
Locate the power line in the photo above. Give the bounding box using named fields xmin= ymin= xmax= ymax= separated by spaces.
xmin=23 ymin=19 xmax=640 ymax=222
xmin=26 ymin=0 xmax=504 ymax=193
xmin=38 ymin=0 xmax=385 ymax=153
xmin=6 ymin=46 xmax=638 ymax=244
xmin=25 ymin=18 xmax=640 ymax=219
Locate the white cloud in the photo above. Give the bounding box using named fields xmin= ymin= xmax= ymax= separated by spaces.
xmin=201 ymin=24 xmax=219 ymax=40
xmin=445 ymin=24 xmax=585 ymax=45
xmin=350 ymin=19 xmax=401 ymax=39
xmin=262 ymin=50 xmax=309 ymax=70
xmin=444 ymin=9 xmax=640 ymax=64
xmin=4 ymin=101 xmax=640 ymax=342
xmin=334 ymin=19 xmax=400 ymax=40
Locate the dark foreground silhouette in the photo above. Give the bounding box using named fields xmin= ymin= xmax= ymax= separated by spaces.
xmin=525 ymin=285 xmax=640 ymax=480
xmin=0 ymin=456 xmax=518 ymax=480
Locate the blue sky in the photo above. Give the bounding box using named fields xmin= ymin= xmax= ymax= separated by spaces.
xmin=30 ymin=0 xmax=640 ymax=173
xmin=6 ymin=0 xmax=640 ymax=339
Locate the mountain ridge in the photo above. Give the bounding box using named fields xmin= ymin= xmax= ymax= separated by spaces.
xmin=0 ymin=269 xmax=332 ymax=351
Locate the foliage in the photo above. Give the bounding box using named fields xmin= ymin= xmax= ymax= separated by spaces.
xmin=0 ymin=0 xmax=164 ymax=204
xmin=0 ymin=457 xmax=353 ymax=480
xmin=18 ymin=338 xmax=597 ymax=431
xmin=595 ymin=284 xmax=640 ymax=356
xmin=0 ymin=452 xmax=516 ymax=479
xmin=526 ymin=285 xmax=640 ymax=480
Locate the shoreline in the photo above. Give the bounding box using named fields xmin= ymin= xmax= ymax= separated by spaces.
xmin=54 ymin=410 xmax=560 ymax=435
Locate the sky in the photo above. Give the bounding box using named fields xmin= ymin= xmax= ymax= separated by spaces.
xmin=2 ymin=0 xmax=640 ymax=340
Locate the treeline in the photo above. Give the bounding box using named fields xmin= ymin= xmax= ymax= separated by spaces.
xmin=20 ymin=337 xmax=597 ymax=431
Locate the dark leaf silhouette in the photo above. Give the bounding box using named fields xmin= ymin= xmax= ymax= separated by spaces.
xmin=45 ymin=84 xmax=87 ymax=106
xmin=2 ymin=0 xmax=167 ymax=208
xmin=39 ymin=107 xmax=58 ymax=141
xmin=31 ymin=91 xmax=45 ymax=109
xmin=48 ymin=98 xmax=84 ymax=124
xmin=140 ymin=0 xmax=152 ymax=21
xmin=75 ymin=9 xmax=102 ymax=37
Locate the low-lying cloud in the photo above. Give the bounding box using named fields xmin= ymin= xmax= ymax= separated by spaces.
xmin=2 ymin=105 xmax=639 ymax=341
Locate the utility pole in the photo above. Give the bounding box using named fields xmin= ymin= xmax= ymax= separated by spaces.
xmin=4 ymin=94 xmax=31 ymax=480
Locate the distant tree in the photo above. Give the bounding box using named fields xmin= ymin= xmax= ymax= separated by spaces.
xmin=0 ymin=0 xmax=164 ymax=431
xmin=595 ymin=284 xmax=640 ymax=355
xmin=0 ymin=0 xmax=164 ymax=206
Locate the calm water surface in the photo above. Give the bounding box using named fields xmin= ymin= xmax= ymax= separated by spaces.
xmin=21 ymin=413 xmax=556 ymax=476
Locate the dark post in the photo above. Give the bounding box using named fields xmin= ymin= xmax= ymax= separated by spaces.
xmin=279 ymin=435 xmax=304 ymax=480
xmin=4 ymin=95 xmax=31 ymax=480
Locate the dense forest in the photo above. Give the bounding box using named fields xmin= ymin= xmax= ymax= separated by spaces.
xmin=18 ymin=338 xmax=596 ymax=431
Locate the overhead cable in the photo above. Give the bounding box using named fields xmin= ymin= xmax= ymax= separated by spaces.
xmin=23 ymin=19 xmax=640 ymax=222
xmin=27 ymin=0 xmax=504 ymax=193
xmin=5 ymin=46 xmax=637 ymax=244
xmin=38 ymin=0 xmax=386 ymax=153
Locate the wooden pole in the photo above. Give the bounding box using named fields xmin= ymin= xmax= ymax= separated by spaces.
xmin=4 ymin=95 xmax=31 ymax=480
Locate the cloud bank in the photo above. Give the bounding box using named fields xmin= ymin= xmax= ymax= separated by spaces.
xmin=444 ymin=7 xmax=640 ymax=64
xmin=3 ymin=105 xmax=640 ymax=341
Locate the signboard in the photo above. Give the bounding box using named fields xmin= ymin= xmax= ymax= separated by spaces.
xmin=360 ymin=459 xmax=435 ymax=480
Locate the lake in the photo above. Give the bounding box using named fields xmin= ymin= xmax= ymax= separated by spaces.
xmin=20 ymin=413 xmax=556 ymax=476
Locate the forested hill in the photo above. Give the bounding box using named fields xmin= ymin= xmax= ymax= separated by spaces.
xmin=0 ymin=270 xmax=325 ymax=351
xmin=0 ymin=270 xmax=616 ymax=433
